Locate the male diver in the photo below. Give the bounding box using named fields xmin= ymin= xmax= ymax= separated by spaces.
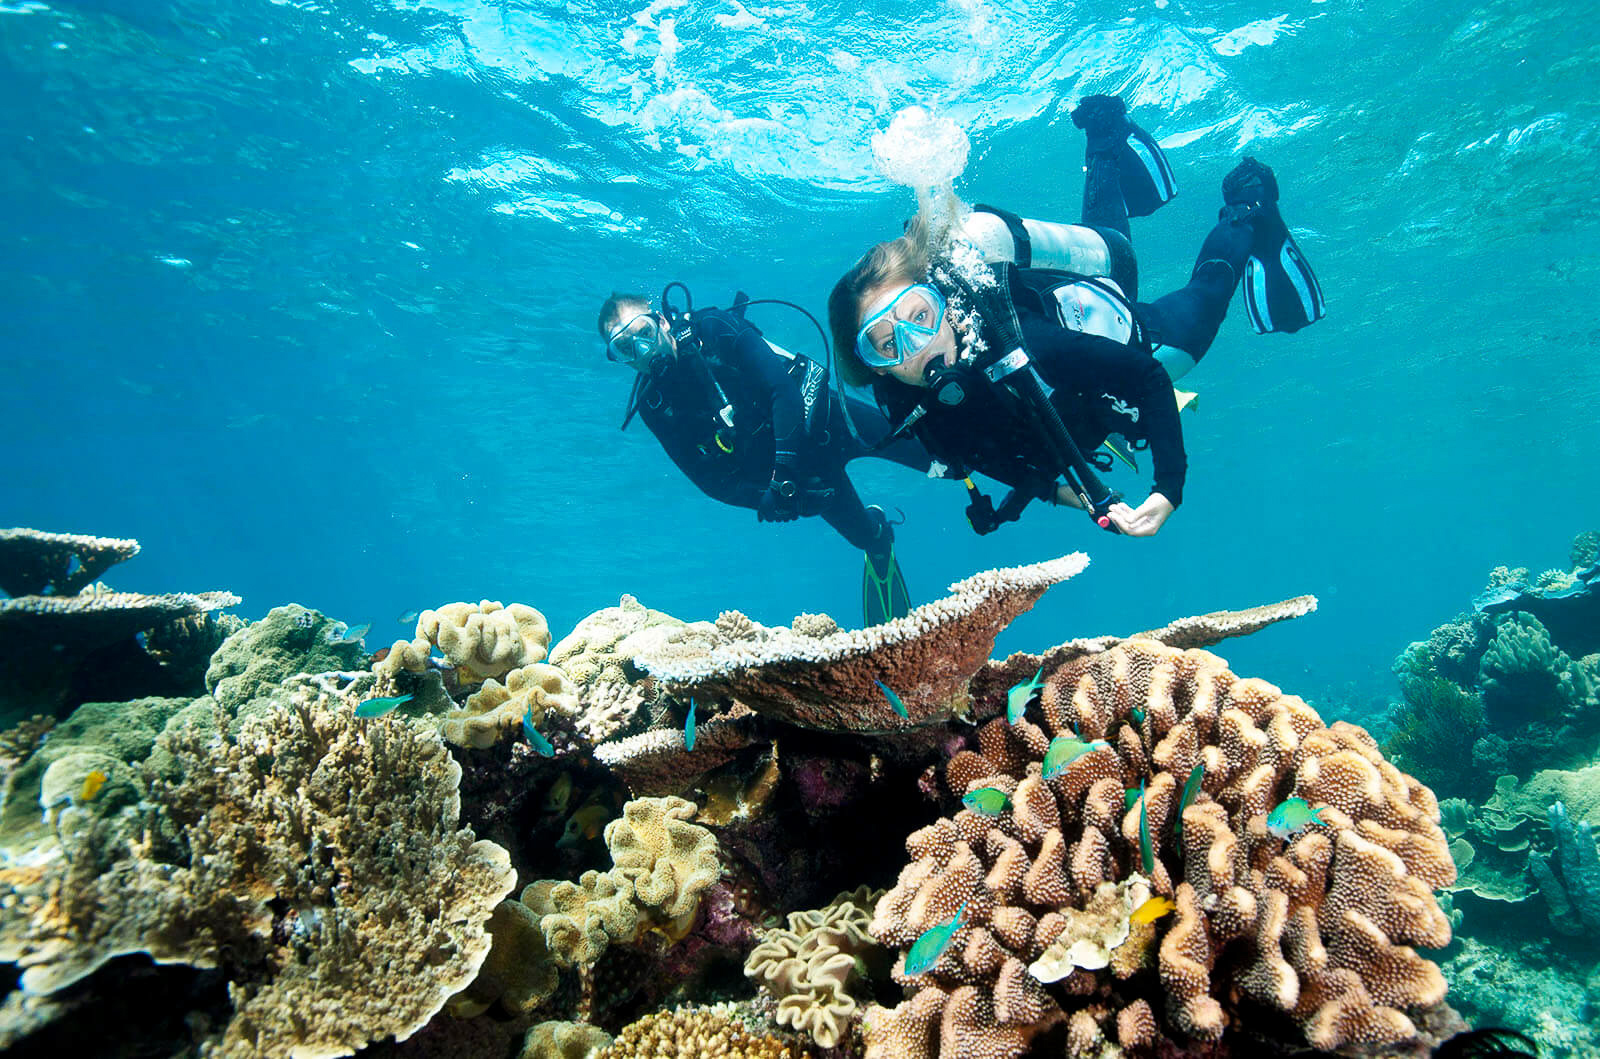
xmin=598 ymin=286 xmax=930 ymax=624
xmin=827 ymin=95 xmax=1325 ymax=538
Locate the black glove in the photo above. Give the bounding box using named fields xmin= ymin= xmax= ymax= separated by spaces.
xmin=758 ymin=477 xmax=836 ymax=522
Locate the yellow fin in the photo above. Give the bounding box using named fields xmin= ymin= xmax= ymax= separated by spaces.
xmin=1130 ymin=895 xmax=1175 ymax=925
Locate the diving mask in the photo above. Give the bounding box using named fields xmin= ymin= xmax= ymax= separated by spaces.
xmin=606 ymin=311 xmax=672 ymax=367
xmin=855 ymin=283 xmax=947 ymax=369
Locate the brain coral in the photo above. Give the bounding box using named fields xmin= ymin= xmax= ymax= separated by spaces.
xmin=865 ymin=640 xmax=1455 ymax=1057
xmin=0 ymin=687 xmax=515 ymax=1057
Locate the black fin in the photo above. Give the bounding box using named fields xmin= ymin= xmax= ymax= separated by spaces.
xmin=1432 ymin=1028 xmax=1539 ymax=1059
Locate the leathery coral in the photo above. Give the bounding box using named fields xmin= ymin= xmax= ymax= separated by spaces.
xmin=375 ymin=600 xmax=551 ymax=684
xmin=744 ymin=886 xmax=883 ymax=1048
xmin=0 ymin=687 xmax=514 ymax=1057
xmin=865 ymin=640 xmax=1455 ymax=1057
xmin=642 ymin=554 xmax=1088 ymax=732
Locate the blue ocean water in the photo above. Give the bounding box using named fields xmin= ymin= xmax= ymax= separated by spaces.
xmin=2 ymin=0 xmax=1597 ymax=713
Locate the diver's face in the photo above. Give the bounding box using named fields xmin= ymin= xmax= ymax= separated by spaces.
xmin=605 ymin=308 xmax=675 ymax=371
xmin=857 ymin=281 xmax=956 ymax=388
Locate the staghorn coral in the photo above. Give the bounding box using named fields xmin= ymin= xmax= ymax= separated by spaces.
xmin=0 ymin=688 xmax=515 ymax=1057
xmin=865 ymin=640 xmax=1455 ymax=1058
xmin=527 ymin=796 xmax=722 ymax=968
xmin=599 ymin=1004 xmax=807 ymax=1058
xmin=376 ymin=600 xmax=551 ymax=684
xmin=643 ymin=554 xmax=1090 ymax=733
xmin=441 ymin=661 xmax=582 ymax=749
xmin=0 ymin=527 xmax=140 ymax=598
xmin=744 ymin=886 xmax=883 ymax=1049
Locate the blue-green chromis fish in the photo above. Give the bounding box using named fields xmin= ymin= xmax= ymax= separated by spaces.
xmin=354 ymin=693 xmax=412 ymax=718
xmin=523 ymin=712 xmax=555 ymax=757
xmin=962 ymin=788 xmax=1011 ymax=817
xmin=685 ymin=698 xmax=697 ymax=751
xmin=1124 ymin=787 xmax=1140 ymax=811
xmin=1006 ymin=666 xmax=1045 ymax=724
xmin=1176 ymin=762 xmax=1204 ymax=841
xmin=1138 ymin=779 xmax=1154 ymax=874
xmin=1267 ymin=797 xmax=1326 ymax=840
xmin=1130 ymin=707 xmax=1146 ymax=726
xmin=875 ymin=680 xmax=909 ymax=719
xmin=904 ymin=900 xmax=967 ymax=975
xmin=1041 ymin=735 xmax=1109 ymax=780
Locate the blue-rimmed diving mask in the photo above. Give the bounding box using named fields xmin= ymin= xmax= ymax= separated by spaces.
xmin=855 ymin=283 xmax=947 ymax=369
xmin=605 ymin=311 xmax=672 ymax=368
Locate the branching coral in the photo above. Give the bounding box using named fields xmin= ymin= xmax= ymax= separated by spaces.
xmin=0 ymin=689 xmax=515 ymax=1057
xmin=599 ymin=1005 xmax=807 ymax=1058
xmin=745 ymin=886 xmax=883 ymax=1049
xmin=865 ymin=640 xmax=1455 ymax=1058
xmin=642 ymin=554 xmax=1090 ymax=732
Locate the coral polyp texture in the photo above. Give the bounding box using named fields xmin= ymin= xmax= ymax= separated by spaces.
xmin=642 ymin=554 xmax=1089 ymax=732
xmin=0 ymin=688 xmax=515 ymax=1057
xmin=865 ymin=639 xmax=1456 ymax=1058
xmin=598 ymin=1004 xmax=807 ymax=1058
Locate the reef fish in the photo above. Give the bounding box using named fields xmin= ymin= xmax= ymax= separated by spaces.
xmin=904 ymin=900 xmax=967 ymax=975
xmin=523 ymin=712 xmax=555 ymax=757
xmin=685 ymin=698 xmax=697 ymax=751
xmin=1138 ymin=779 xmax=1154 ymax=874
xmin=875 ymin=680 xmax=909 ymax=719
xmin=354 ymin=693 xmax=412 ymax=718
xmin=1041 ymin=735 xmax=1110 ymax=780
xmin=1176 ymin=762 xmax=1205 ymax=841
xmin=1006 ymin=666 xmax=1045 ymax=724
xmin=1267 ymin=797 xmax=1326 ymax=840
xmin=557 ymin=804 xmax=610 ymax=848
xmin=325 ymin=622 xmax=372 ymax=644
xmin=398 ymin=610 xmax=421 ymax=624
xmin=1130 ymin=707 xmax=1146 ymax=726
xmin=79 ymin=769 xmax=107 ymax=802
xmin=961 ymin=787 xmax=1012 ymax=817
xmin=1130 ymin=895 xmax=1175 ymax=925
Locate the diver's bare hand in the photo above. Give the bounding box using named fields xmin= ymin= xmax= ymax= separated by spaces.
xmin=1107 ymin=493 xmax=1174 ymax=537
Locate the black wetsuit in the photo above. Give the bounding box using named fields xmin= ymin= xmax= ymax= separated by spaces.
xmin=631 ymin=307 xmax=928 ymax=552
xmin=873 ymin=136 xmax=1257 ymax=523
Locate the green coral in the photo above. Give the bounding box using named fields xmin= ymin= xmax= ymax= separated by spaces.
xmin=1479 ymin=613 xmax=1573 ymax=726
xmin=204 ymin=604 xmax=365 ymax=713
xmin=1383 ymin=674 xmax=1487 ymax=798
xmin=1571 ymin=530 xmax=1600 ymax=570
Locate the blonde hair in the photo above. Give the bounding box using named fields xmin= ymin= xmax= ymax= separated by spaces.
xmin=828 ymin=220 xmax=932 ymax=389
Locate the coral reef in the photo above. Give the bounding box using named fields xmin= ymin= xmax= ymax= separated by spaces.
xmin=376 ymin=600 xmax=552 ymax=684
xmin=0 ymin=528 xmax=140 ymax=598
xmin=866 ymin=640 xmax=1455 ymax=1057
xmin=521 ymin=1020 xmax=614 ymax=1058
xmin=643 ymin=554 xmax=1091 ymax=732
xmin=204 ymin=603 xmax=365 ymax=712
xmin=0 ymin=687 xmax=514 ymax=1057
xmin=599 ymin=1005 xmax=807 ymax=1058
xmin=442 ymin=661 xmax=583 ymax=749
xmin=1529 ymin=800 xmax=1600 ymax=935
xmin=744 ymin=886 xmax=882 ymax=1049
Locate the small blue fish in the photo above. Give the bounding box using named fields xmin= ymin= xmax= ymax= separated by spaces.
xmin=522 ymin=711 xmax=555 ymax=757
xmin=1006 ymin=666 xmax=1045 ymax=725
xmin=354 ymin=693 xmax=412 ymax=718
xmin=398 ymin=610 xmax=421 ymax=624
xmin=1130 ymin=707 xmax=1146 ymax=726
xmin=962 ymin=787 xmax=1011 ymax=817
xmin=904 ymin=900 xmax=967 ymax=975
xmin=876 ymin=680 xmax=909 ymax=719
xmin=338 ymin=622 xmax=372 ymax=644
xmin=1041 ymin=735 xmax=1110 ymax=780
xmin=65 ymin=554 xmax=82 ymax=577
xmin=685 ymin=698 xmax=697 ymax=751
xmin=1267 ymin=797 xmax=1327 ymax=840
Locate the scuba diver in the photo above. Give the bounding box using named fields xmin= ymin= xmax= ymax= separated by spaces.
xmin=827 ymin=94 xmax=1325 ymax=538
xmin=598 ymin=285 xmax=931 ymax=624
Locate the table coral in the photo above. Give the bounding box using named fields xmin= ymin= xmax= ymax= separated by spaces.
xmin=0 ymin=528 xmax=140 ymax=598
xmin=0 ymin=688 xmax=515 ymax=1057
xmin=864 ymin=640 xmax=1456 ymax=1058
xmin=744 ymin=886 xmax=882 ymax=1049
xmin=642 ymin=554 xmax=1089 ymax=733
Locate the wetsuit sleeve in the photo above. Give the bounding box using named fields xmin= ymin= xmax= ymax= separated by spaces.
xmin=1026 ymin=323 xmax=1188 ymax=507
xmin=704 ymin=313 xmax=810 ymax=477
xmin=639 ymin=401 xmax=762 ymax=508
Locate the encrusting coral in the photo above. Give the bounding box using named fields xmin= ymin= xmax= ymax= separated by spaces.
xmin=744 ymin=886 xmax=883 ymax=1049
xmin=0 ymin=685 xmax=515 ymax=1057
xmin=865 ymin=639 xmax=1456 ymax=1058
xmin=643 ymin=554 xmax=1090 ymax=732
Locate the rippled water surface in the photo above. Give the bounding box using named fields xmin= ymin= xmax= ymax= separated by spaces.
xmin=3 ymin=0 xmax=1598 ymax=706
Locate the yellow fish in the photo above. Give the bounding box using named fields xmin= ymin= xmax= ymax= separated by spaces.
xmin=1130 ymin=895 xmax=1175 ymax=925
xmin=79 ymin=769 xmax=108 ymax=802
